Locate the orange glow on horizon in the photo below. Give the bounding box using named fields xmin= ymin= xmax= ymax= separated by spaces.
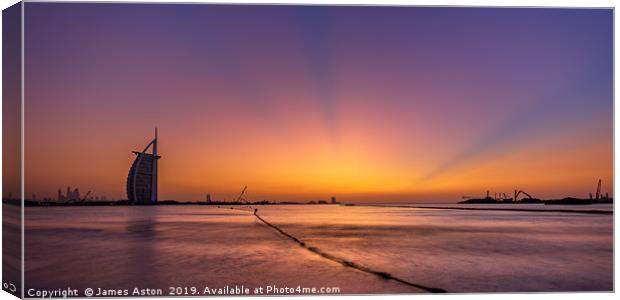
xmin=19 ymin=5 xmax=612 ymax=203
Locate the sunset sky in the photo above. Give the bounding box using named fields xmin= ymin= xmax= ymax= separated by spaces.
xmin=21 ymin=4 xmax=612 ymax=203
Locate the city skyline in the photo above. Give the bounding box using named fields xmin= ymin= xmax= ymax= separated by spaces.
xmin=17 ymin=4 xmax=613 ymax=203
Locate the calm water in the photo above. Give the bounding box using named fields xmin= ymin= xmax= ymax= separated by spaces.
xmin=23 ymin=204 xmax=612 ymax=294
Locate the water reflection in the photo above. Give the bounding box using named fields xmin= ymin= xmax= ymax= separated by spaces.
xmin=24 ymin=205 xmax=612 ymax=294
xmin=124 ymin=208 xmax=159 ymax=287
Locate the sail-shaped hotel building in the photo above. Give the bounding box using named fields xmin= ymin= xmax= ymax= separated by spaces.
xmin=126 ymin=129 xmax=160 ymax=204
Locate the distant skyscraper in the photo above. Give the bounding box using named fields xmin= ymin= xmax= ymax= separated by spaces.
xmin=331 ymin=196 xmax=337 ymax=204
xmin=74 ymin=188 xmax=80 ymax=201
xmin=66 ymin=186 xmax=72 ymax=201
xmin=126 ymin=129 xmax=160 ymax=204
xmin=58 ymin=189 xmax=63 ymax=201
xmin=207 ymin=194 xmax=211 ymax=203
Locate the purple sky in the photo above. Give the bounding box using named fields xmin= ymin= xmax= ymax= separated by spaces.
xmin=20 ymin=4 xmax=613 ymax=202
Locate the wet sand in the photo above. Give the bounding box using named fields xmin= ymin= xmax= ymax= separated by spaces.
xmin=23 ymin=205 xmax=613 ymax=294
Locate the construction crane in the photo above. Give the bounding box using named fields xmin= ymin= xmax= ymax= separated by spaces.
xmin=235 ymin=186 xmax=248 ymax=203
xmin=596 ymin=179 xmax=602 ymax=200
xmin=514 ymin=189 xmax=533 ymax=201
xmin=66 ymin=190 xmax=91 ymax=204
xmin=78 ymin=191 xmax=92 ymax=203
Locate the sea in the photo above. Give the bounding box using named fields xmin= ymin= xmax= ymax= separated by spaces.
xmin=16 ymin=203 xmax=613 ymax=295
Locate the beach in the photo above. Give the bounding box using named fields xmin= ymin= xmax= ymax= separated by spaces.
xmin=23 ymin=204 xmax=613 ymax=294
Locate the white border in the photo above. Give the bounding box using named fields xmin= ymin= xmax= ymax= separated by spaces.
xmin=0 ymin=1 xmax=616 ymax=300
